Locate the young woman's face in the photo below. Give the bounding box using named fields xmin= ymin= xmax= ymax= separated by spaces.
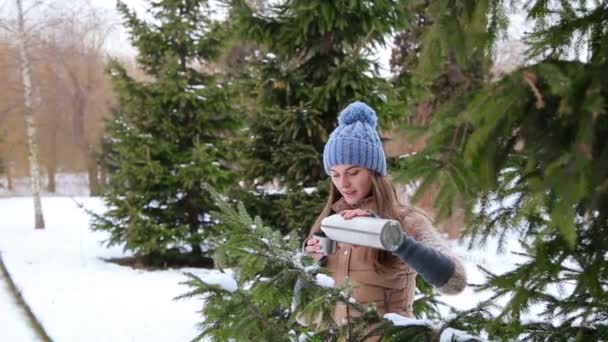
xmin=329 ymin=164 xmax=373 ymax=205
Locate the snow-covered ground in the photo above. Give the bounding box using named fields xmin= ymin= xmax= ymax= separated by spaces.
xmin=0 ymin=197 xmax=218 ymax=342
xmin=0 ymin=258 xmax=41 ymax=341
xmin=0 ymin=173 xmax=91 ymax=197
xmin=0 ymin=195 xmax=522 ymax=341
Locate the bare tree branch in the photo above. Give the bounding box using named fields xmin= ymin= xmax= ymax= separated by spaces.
xmin=22 ymin=0 xmax=44 ymax=17
xmin=0 ymin=10 xmax=15 ymax=33
xmin=0 ymin=22 xmax=14 ymax=32
xmin=28 ymin=14 xmax=63 ymax=34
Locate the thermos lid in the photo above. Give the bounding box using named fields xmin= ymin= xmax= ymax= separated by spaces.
xmin=380 ymin=221 xmax=403 ymax=251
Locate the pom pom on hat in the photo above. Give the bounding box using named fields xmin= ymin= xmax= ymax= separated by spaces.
xmin=338 ymin=101 xmax=378 ymax=127
xmin=323 ymin=101 xmax=387 ymax=176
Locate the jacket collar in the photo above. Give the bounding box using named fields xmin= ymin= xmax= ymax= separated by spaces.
xmin=331 ymin=196 xmax=376 ymax=213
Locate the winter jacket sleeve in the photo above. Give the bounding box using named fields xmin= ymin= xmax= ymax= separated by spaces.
xmin=394 ymin=208 xmax=467 ymax=295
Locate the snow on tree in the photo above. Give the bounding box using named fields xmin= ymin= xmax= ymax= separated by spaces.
xmin=179 ymin=186 xmax=483 ymax=341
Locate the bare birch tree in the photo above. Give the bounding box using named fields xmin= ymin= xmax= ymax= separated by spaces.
xmin=2 ymin=1 xmax=117 ymax=197
xmin=15 ymin=0 xmax=44 ymax=229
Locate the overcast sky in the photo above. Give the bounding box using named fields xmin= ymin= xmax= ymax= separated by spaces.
xmin=88 ymin=0 xmax=528 ymax=77
xmin=90 ymin=0 xmax=149 ymax=58
xmin=1 ymin=0 xmax=529 ymax=78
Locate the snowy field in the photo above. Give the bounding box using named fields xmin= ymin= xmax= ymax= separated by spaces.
xmin=0 ymin=197 xmax=216 ymax=342
xmin=0 ymin=173 xmax=91 ymax=197
xmin=0 ymin=260 xmax=40 ymax=341
xmin=0 ymin=195 xmax=522 ymax=341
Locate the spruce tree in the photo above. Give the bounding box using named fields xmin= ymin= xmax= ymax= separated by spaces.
xmin=389 ymin=0 xmax=494 ymax=132
xmin=226 ymin=0 xmax=408 ymax=238
xmin=387 ymin=1 xmax=492 ymax=321
xmin=180 ymin=187 xmax=482 ymax=341
xmin=394 ymin=1 xmax=608 ymax=340
xmin=94 ymin=0 xmax=240 ymax=266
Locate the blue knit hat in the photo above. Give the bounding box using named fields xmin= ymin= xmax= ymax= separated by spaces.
xmin=323 ymin=101 xmax=387 ymax=176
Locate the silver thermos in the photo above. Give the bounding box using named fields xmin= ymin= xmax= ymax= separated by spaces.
xmin=319 ymin=214 xmax=404 ymax=252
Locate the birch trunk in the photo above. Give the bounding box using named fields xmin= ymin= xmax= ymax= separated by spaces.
xmin=16 ymin=0 xmax=45 ymax=229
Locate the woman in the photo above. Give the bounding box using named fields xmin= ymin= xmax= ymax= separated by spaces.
xmin=305 ymin=101 xmax=467 ymax=327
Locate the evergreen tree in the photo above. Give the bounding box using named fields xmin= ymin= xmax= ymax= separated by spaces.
xmin=180 ymin=187 xmax=482 ymax=341
xmin=390 ymin=0 xmax=494 ymax=131
xmin=226 ymin=0 xmax=408 ymax=238
xmin=93 ymin=0 xmax=240 ymax=266
xmin=390 ymin=1 xmax=430 ymax=78
xmin=388 ymin=1 xmax=493 ymax=321
xmin=395 ymin=1 xmax=608 ymax=340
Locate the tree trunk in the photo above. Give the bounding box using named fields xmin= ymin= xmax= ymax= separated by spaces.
xmin=47 ymin=127 xmax=57 ymax=193
xmin=47 ymin=165 xmax=56 ymax=193
xmin=73 ymin=94 xmax=85 ymax=149
xmin=190 ymin=243 xmax=203 ymax=258
xmin=99 ymin=163 xmax=107 ymax=189
xmin=6 ymin=161 xmax=14 ymax=191
xmin=71 ymin=81 xmax=94 ymax=195
xmin=16 ymin=0 xmax=45 ymax=229
xmin=86 ymin=148 xmax=100 ymax=195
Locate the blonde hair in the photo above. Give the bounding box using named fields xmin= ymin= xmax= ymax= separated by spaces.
xmin=309 ymin=172 xmax=410 ymax=270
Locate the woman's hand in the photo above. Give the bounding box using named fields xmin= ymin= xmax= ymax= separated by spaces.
xmin=338 ymin=209 xmax=373 ymax=249
xmin=305 ymin=211 xmax=373 ymax=257
xmin=340 ymin=209 xmax=373 ymax=220
xmin=305 ymin=238 xmax=324 ymax=261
